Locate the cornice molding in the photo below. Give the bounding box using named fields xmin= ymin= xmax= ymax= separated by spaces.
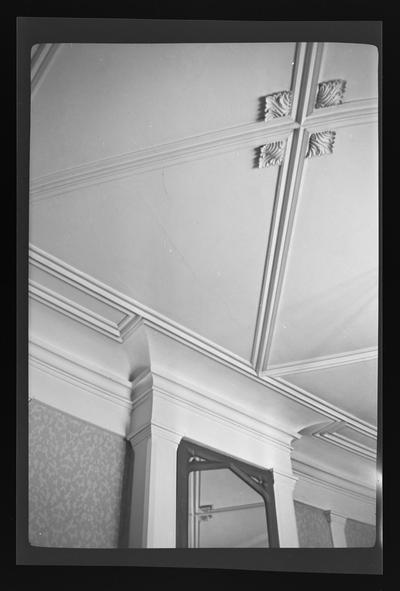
xmin=29 ymin=244 xmax=376 ymax=447
xmin=29 ymin=280 xmax=140 ymax=343
xmin=292 ymin=457 xmax=376 ymax=505
xmin=30 ymin=118 xmax=297 ymax=203
xmin=306 ymin=130 xmax=336 ymax=158
xmin=127 ymin=368 xmax=299 ymax=452
xmin=28 ymin=337 xmax=133 ymax=436
xmin=263 ymin=347 xmax=378 ymax=377
xmin=29 ymin=337 xmax=133 ymax=406
xmin=264 ymin=376 xmax=377 ymax=440
xmin=31 ymin=44 xmax=62 ymax=98
xmin=29 ymin=244 xmax=254 ymax=372
xmin=315 ymin=79 xmax=347 ymax=109
xmin=301 ymin=420 xmax=376 ymax=461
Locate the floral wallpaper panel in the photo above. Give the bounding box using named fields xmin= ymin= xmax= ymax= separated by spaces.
xmin=294 ymin=500 xmax=333 ymax=548
xmin=345 ymin=518 xmax=376 ymax=547
xmin=29 ymin=399 xmax=128 ymax=548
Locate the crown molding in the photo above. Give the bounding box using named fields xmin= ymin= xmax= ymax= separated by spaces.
xmin=29 ymin=243 xmax=376 ymax=447
xmin=292 ymin=457 xmax=376 ymax=505
xmin=315 ymin=431 xmax=376 ymax=460
xmin=29 ymin=337 xmax=133 ymax=436
xmin=264 ymin=376 xmax=377 ymax=440
xmin=301 ymin=420 xmax=376 ymax=461
xmin=151 ymin=370 xmax=299 ymax=449
xmin=30 ymin=118 xmax=297 ymax=203
xmin=29 ymin=280 xmax=140 ymax=343
xmin=263 ymin=347 xmax=378 ymax=377
xmin=31 ymin=43 xmax=63 ymax=99
xmin=127 ymin=368 xmax=299 ymax=459
xmin=29 ymin=243 xmax=254 ymax=372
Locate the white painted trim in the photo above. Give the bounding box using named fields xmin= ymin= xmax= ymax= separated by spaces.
xmin=29 ymin=243 xmax=376 ymax=445
xmin=128 ymin=368 xmax=298 ymax=451
xmin=265 ymin=376 xmax=377 ymax=439
xmin=304 ymin=97 xmax=378 ymax=131
xmin=29 ymin=243 xmax=254 ymax=371
xmin=263 ymin=346 xmax=378 ymax=377
xmin=29 ymin=280 xmax=128 ymax=342
xmin=315 ymin=432 xmax=376 ymax=460
xmin=151 ymin=370 xmax=299 ymax=450
xmin=31 ymin=43 xmax=63 ymax=99
xmin=292 ymin=457 xmax=376 ymax=505
xmin=30 ymin=118 xmax=298 ymax=202
xmin=300 ymin=420 xmax=376 ymax=460
xmin=252 ymin=43 xmax=325 ymax=374
xmin=29 ymin=337 xmax=133 ymax=436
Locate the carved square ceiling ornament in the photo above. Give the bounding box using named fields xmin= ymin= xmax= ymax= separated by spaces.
xmin=315 ymin=79 xmax=347 ymax=109
xmin=264 ymin=91 xmax=293 ymax=121
xmin=258 ymin=141 xmax=286 ymax=168
xmin=306 ymin=131 xmax=336 ymax=158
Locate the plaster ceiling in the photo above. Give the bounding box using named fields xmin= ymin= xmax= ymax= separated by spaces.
xmin=28 ymin=41 xmax=379 ymax=470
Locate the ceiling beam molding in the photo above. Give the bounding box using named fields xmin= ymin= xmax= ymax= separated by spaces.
xmin=263 ymin=347 xmax=378 ymax=377
xmin=31 ymin=43 xmax=63 ymax=99
xmin=304 ymin=97 xmax=378 ymax=131
xmin=30 ymin=117 xmax=298 ymax=203
xmin=251 ymin=42 xmax=324 ymax=374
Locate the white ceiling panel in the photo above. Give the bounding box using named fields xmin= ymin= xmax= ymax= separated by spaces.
xmin=317 ymin=43 xmax=378 ymax=103
xmin=30 ymin=148 xmax=280 ymax=360
xmin=268 ymin=122 xmax=378 ymax=367
xmin=283 ymin=357 xmax=378 ymax=426
xmin=30 ymin=43 xmax=296 ymax=179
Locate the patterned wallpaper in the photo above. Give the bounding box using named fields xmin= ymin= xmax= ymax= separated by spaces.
xmin=29 ymin=399 xmax=128 ymax=548
xmin=345 ymin=518 xmax=376 ymax=547
xmin=294 ymin=501 xmax=333 ymax=548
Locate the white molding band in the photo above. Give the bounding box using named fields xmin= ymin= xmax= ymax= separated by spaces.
xmin=292 ymin=458 xmax=376 ymax=505
xmin=267 ymin=376 xmax=377 ymax=440
xmin=29 ymin=280 xmax=140 ymax=343
xmin=29 ymin=242 xmax=377 ymax=448
xmin=30 ymin=118 xmax=297 ymax=202
xmin=264 ymin=346 xmax=378 ymax=376
xmin=251 ymin=43 xmax=324 ymax=374
xmin=29 ymin=337 xmax=133 ymax=436
xmin=304 ymin=97 xmax=378 ymax=131
xmin=29 ymin=243 xmax=254 ymax=371
xmin=128 ymin=369 xmax=298 ymax=452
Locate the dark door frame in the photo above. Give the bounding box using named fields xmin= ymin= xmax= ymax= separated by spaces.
xmin=176 ymin=439 xmax=280 ymax=548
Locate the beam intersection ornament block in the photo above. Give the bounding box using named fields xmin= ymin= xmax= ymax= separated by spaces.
xmin=306 ymin=131 xmax=336 ymax=158
xmin=264 ymin=91 xmax=293 ymax=121
xmin=258 ymin=141 xmax=286 ymax=168
xmin=315 ymin=79 xmax=347 ymax=109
